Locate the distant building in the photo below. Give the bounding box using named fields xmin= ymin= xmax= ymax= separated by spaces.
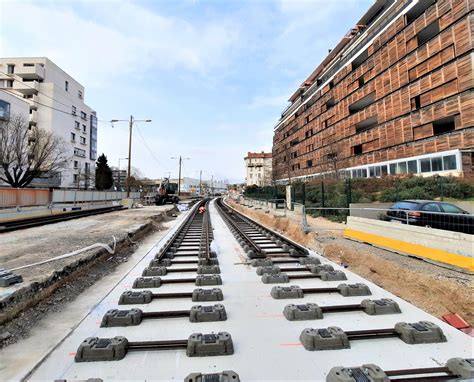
xmin=244 ymin=151 xmax=272 ymax=187
xmin=0 ymin=57 xmax=98 ymax=188
xmin=272 ymin=0 xmax=473 ymax=183
xmin=111 ymin=168 xmax=127 ymax=191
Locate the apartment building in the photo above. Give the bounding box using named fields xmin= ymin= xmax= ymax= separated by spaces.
xmin=111 ymin=168 xmax=127 ymax=191
xmin=244 ymin=151 xmax=273 ymax=186
xmin=0 ymin=57 xmax=98 ymax=188
xmin=272 ymin=0 xmax=473 ymax=183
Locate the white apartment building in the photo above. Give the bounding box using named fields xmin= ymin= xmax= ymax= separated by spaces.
xmin=0 ymin=57 xmax=97 ymax=188
xmin=244 ymin=151 xmax=272 ymax=187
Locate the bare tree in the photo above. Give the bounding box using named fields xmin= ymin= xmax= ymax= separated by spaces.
xmin=0 ymin=114 xmax=67 ymax=188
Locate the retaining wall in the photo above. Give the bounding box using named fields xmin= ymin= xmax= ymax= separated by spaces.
xmin=344 ymin=216 xmax=473 ymax=273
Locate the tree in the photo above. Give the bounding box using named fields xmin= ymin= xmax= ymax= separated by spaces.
xmin=95 ymin=154 xmax=113 ymax=190
xmin=0 ymin=114 xmax=67 ymax=188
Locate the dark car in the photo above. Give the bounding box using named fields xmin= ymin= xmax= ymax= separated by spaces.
xmin=386 ymin=200 xmax=473 ymax=234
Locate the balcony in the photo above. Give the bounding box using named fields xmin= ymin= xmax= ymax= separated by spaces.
xmin=15 ymin=64 xmax=45 ymax=80
xmin=13 ymin=80 xmax=39 ymax=95
xmin=29 ymin=109 xmax=38 ymax=125
xmin=25 ymin=94 xmax=39 ymax=109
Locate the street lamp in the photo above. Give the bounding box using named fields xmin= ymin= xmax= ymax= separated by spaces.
xmin=110 ymin=116 xmax=152 ymax=197
xmin=117 ymin=157 xmax=128 ymax=191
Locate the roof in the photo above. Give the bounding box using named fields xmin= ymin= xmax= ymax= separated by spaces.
xmin=244 ymin=151 xmax=272 ymax=159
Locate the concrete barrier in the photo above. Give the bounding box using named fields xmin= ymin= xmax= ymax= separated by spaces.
xmin=344 ymin=216 xmax=473 ymax=273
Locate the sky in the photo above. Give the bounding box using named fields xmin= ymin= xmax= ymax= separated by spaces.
xmin=0 ymin=0 xmax=373 ymax=183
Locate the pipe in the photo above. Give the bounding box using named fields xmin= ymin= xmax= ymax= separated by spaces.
xmin=11 ymin=236 xmax=117 ymax=271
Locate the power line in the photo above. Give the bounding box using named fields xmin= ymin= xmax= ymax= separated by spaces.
xmin=0 ymin=71 xmax=109 ymax=123
xmin=134 ymin=122 xmax=171 ymax=169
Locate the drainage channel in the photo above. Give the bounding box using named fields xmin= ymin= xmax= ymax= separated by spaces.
xmin=23 ymin=198 xmax=472 ymax=381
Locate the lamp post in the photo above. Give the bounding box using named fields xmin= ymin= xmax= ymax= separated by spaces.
xmin=171 ymin=156 xmax=190 ymax=196
xmin=117 ymin=157 xmax=128 ymax=191
xmin=110 ymin=116 xmax=151 ymax=197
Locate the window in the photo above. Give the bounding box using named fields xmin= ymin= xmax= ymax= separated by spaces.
xmin=306 ymin=160 xmax=313 ymax=168
xmin=80 ymin=111 xmax=87 ymax=120
xmin=440 ymin=203 xmax=465 ymax=214
xmin=422 ymin=203 xmax=441 ymax=212
xmin=78 ymin=90 xmax=83 ymax=99
xmin=305 ymin=129 xmax=313 ymax=138
xmin=6 ymin=80 xmax=13 ymax=88
xmin=74 ymin=160 xmax=79 ymax=168
xmin=416 ymin=20 xmax=440 ymax=46
xmin=7 ymin=64 xmax=14 ymax=74
xmin=0 ymin=100 xmax=11 ymax=121
xmin=408 ymin=160 xmax=417 ymax=173
xmin=355 ymin=115 xmax=378 ymax=132
xmin=411 ymin=95 xmax=421 ymax=110
xmin=352 ymin=49 xmax=369 ymax=69
xmin=73 ymin=174 xmax=78 ymax=183
xmin=74 ymin=147 xmax=86 ymax=157
xmin=325 ymin=97 xmax=335 ymax=109
xmin=443 ymin=155 xmax=457 ymax=170
xmin=406 ymin=0 xmax=436 ymax=24
xmin=381 ymin=165 xmax=388 ymax=176
xmin=420 ymin=158 xmax=431 ymax=173
xmin=329 ymin=81 xmax=334 ymax=89
xmin=23 ymin=63 xmax=34 ymax=67
xmin=72 ymin=106 xmax=76 ymax=116
xmin=65 ymin=81 xmax=69 ymax=91
xmin=71 ymin=132 xmax=76 ymax=142
xmin=75 ymin=121 xmax=80 ymax=129
xmin=349 ymin=93 xmax=375 ymax=115
xmin=431 ymin=156 xmax=443 ymax=172
xmin=398 ymin=162 xmax=407 ymax=174
xmin=358 ymin=76 xmax=365 ymax=87
xmin=82 ymin=124 xmax=87 ymax=133
xmin=352 ymin=144 xmax=363 ymax=155
xmin=433 ymin=116 xmax=455 ymax=135
xmin=80 ymin=136 xmax=86 ymax=145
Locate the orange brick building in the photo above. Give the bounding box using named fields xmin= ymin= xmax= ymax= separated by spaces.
xmin=272 ymin=0 xmax=473 ymax=183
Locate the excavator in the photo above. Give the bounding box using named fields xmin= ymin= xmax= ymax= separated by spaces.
xmin=154 ymin=178 xmax=180 ymax=205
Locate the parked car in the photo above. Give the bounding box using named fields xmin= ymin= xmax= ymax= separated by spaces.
xmin=385 ymin=200 xmax=473 ymax=234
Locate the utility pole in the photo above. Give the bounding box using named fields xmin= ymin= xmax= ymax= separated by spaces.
xmin=199 ymin=170 xmax=202 ymax=196
xmin=211 ymin=175 xmax=214 ymax=196
xmin=110 ymin=116 xmax=152 ymax=197
xmin=171 ymin=156 xmax=189 ymax=196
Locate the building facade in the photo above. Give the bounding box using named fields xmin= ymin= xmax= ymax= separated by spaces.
xmin=0 ymin=57 xmax=98 ymax=188
xmin=244 ymin=151 xmax=273 ymax=186
xmin=272 ymin=0 xmax=473 ymax=183
xmin=111 ymin=168 xmax=127 ymax=191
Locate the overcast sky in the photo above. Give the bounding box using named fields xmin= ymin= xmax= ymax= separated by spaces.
xmin=0 ymin=0 xmax=373 ymax=183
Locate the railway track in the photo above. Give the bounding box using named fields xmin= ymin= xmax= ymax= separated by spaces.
xmin=0 ymin=205 xmax=124 ymax=233
xmin=19 ymin=198 xmax=472 ymax=381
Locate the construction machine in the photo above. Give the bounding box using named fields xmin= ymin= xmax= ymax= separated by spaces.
xmin=154 ymin=178 xmax=179 ymax=205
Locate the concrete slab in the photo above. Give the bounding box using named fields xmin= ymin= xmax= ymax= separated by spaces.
xmin=23 ymin=200 xmax=472 ymax=381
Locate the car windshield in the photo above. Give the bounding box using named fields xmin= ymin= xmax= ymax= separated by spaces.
xmin=440 ymin=203 xmax=466 ymax=214
xmin=391 ymin=201 xmax=420 ymax=210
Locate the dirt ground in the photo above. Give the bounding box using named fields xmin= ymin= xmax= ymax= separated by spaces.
xmin=0 ymin=205 xmax=175 ymax=286
xmin=228 ymin=199 xmax=474 ymax=326
xmin=0 ymin=205 xmax=179 ymax=347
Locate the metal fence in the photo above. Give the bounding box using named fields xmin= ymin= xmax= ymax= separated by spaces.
xmin=239 ymin=195 xmax=474 ymax=236
xmin=52 ymin=190 xmax=141 ymax=204
xmin=0 ymin=188 xmax=51 ymax=208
